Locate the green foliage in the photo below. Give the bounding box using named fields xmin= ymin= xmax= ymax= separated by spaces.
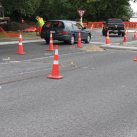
xmin=0 ymin=0 xmax=42 ymax=16
xmin=0 ymin=0 xmax=136 ymax=21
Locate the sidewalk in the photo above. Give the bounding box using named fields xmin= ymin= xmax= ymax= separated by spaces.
xmin=0 ymin=39 xmax=45 ymax=45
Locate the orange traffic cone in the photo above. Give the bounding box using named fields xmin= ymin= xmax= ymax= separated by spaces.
xmin=75 ymin=31 xmax=83 ymax=48
xmin=127 ymin=27 xmax=128 ymax=35
xmin=46 ymin=31 xmax=55 ymax=51
xmin=47 ymin=45 xmax=63 ymax=79
xmin=15 ymin=32 xmax=26 ymax=55
xmin=133 ymin=30 xmax=137 ymax=39
xmin=102 ymin=24 xmax=103 ymax=29
xmin=92 ymin=24 xmax=94 ymax=31
xmin=122 ymin=31 xmax=128 ymax=42
xmin=133 ymin=56 xmax=137 ymax=61
xmin=105 ymin=30 xmax=110 ymax=45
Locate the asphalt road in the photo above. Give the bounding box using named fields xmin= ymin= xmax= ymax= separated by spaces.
xmin=1 ymin=29 xmax=137 ymax=137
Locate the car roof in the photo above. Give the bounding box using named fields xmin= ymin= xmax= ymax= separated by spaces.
xmin=46 ymin=20 xmax=77 ymax=23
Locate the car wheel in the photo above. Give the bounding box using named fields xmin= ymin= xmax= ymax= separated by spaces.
xmin=85 ymin=34 xmax=91 ymax=43
xmin=105 ymin=31 xmax=107 ymax=37
xmin=122 ymin=32 xmax=124 ymax=37
xmin=102 ymin=29 xmax=104 ymax=36
xmin=70 ymin=35 xmax=75 ymax=45
xmin=118 ymin=33 xmax=121 ymax=36
xmin=45 ymin=39 xmax=49 ymax=44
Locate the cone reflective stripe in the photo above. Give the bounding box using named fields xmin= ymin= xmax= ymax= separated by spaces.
xmin=105 ymin=30 xmax=110 ymax=45
xmin=47 ymin=45 xmax=63 ymax=79
xmin=75 ymin=31 xmax=83 ymax=48
xmin=133 ymin=30 xmax=137 ymax=39
xmin=15 ymin=32 xmax=26 ymax=55
xmin=122 ymin=31 xmax=128 ymax=42
xmin=46 ymin=31 xmax=55 ymax=51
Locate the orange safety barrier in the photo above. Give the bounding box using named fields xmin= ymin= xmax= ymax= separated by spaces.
xmin=88 ymin=22 xmax=137 ymax=29
xmin=83 ymin=23 xmax=87 ymax=28
xmin=22 ymin=27 xmax=37 ymax=32
xmin=0 ymin=26 xmax=19 ymax=37
xmin=88 ymin=22 xmax=105 ymax=29
xmin=123 ymin=22 xmax=137 ymax=28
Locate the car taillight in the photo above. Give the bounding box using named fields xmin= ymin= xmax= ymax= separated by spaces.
xmin=107 ymin=25 xmax=109 ymax=29
xmin=58 ymin=31 xmax=68 ymax=35
xmin=41 ymin=30 xmax=46 ymax=33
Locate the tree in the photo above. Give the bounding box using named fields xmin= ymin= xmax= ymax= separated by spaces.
xmin=0 ymin=0 xmax=42 ymax=23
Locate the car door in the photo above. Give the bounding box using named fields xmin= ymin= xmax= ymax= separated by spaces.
xmin=76 ymin=23 xmax=87 ymax=40
xmin=72 ymin=23 xmax=79 ymax=41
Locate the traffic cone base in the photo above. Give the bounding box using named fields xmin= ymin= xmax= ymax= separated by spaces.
xmin=75 ymin=46 xmax=83 ymax=48
xmin=133 ymin=56 xmax=137 ymax=61
xmin=46 ymin=49 xmax=55 ymax=51
xmin=47 ymin=75 xmax=63 ymax=79
xmin=15 ymin=52 xmax=26 ymax=55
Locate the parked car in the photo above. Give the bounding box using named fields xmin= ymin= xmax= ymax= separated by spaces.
xmin=40 ymin=20 xmax=92 ymax=45
xmin=102 ymin=19 xmax=125 ymax=37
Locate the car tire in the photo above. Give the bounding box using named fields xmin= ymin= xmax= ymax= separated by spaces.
xmin=122 ymin=32 xmax=124 ymax=37
xmin=69 ymin=35 xmax=75 ymax=45
xmin=85 ymin=34 xmax=91 ymax=43
xmin=118 ymin=33 xmax=121 ymax=36
xmin=45 ymin=39 xmax=49 ymax=44
xmin=105 ymin=31 xmax=107 ymax=37
xmin=102 ymin=29 xmax=104 ymax=36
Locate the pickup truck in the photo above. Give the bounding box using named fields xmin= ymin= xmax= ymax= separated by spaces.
xmin=102 ymin=19 xmax=125 ymax=37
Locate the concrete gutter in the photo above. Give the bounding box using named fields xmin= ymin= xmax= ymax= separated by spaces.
xmin=100 ymin=40 xmax=137 ymax=51
xmin=100 ymin=44 xmax=137 ymax=51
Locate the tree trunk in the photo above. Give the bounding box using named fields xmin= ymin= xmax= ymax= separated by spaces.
xmin=14 ymin=10 xmax=22 ymax=23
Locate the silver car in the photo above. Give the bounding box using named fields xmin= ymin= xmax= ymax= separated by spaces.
xmin=40 ymin=20 xmax=91 ymax=45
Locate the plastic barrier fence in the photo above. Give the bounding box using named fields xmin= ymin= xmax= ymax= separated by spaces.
xmin=88 ymin=22 xmax=137 ymax=29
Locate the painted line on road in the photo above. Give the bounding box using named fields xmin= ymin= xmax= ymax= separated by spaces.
xmin=0 ymin=67 xmax=80 ymax=85
xmin=90 ymin=42 xmax=105 ymax=44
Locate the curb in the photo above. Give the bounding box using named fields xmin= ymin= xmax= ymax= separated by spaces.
xmin=100 ymin=45 xmax=137 ymax=51
xmin=0 ymin=39 xmax=45 ymax=45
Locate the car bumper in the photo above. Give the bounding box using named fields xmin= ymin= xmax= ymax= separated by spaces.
xmin=108 ymin=30 xmax=125 ymax=33
xmin=40 ymin=33 xmax=70 ymax=41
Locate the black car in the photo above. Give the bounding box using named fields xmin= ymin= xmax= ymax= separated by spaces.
xmin=40 ymin=20 xmax=92 ymax=45
xmin=102 ymin=19 xmax=125 ymax=37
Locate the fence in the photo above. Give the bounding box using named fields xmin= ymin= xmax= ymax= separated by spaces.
xmin=87 ymin=22 xmax=137 ymax=29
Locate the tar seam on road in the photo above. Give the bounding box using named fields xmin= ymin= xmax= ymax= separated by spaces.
xmin=0 ymin=67 xmax=80 ymax=85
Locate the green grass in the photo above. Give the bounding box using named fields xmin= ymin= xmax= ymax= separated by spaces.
xmin=0 ymin=31 xmax=41 ymax=42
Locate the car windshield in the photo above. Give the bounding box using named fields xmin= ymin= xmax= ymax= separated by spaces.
xmin=43 ymin=21 xmax=64 ymax=28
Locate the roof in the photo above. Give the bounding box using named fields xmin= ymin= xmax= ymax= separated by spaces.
xmin=46 ymin=20 xmax=76 ymax=22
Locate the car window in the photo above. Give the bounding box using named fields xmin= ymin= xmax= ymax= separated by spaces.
xmin=58 ymin=22 xmax=64 ymax=28
xmin=43 ymin=21 xmax=64 ymax=28
xmin=66 ymin=22 xmax=73 ymax=29
xmin=73 ymin=23 xmax=79 ymax=29
xmin=44 ymin=21 xmax=52 ymax=27
xmin=77 ymin=23 xmax=82 ymax=29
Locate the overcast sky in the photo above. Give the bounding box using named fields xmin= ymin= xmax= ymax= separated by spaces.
xmin=129 ymin=1 xmax=137 ymax=12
